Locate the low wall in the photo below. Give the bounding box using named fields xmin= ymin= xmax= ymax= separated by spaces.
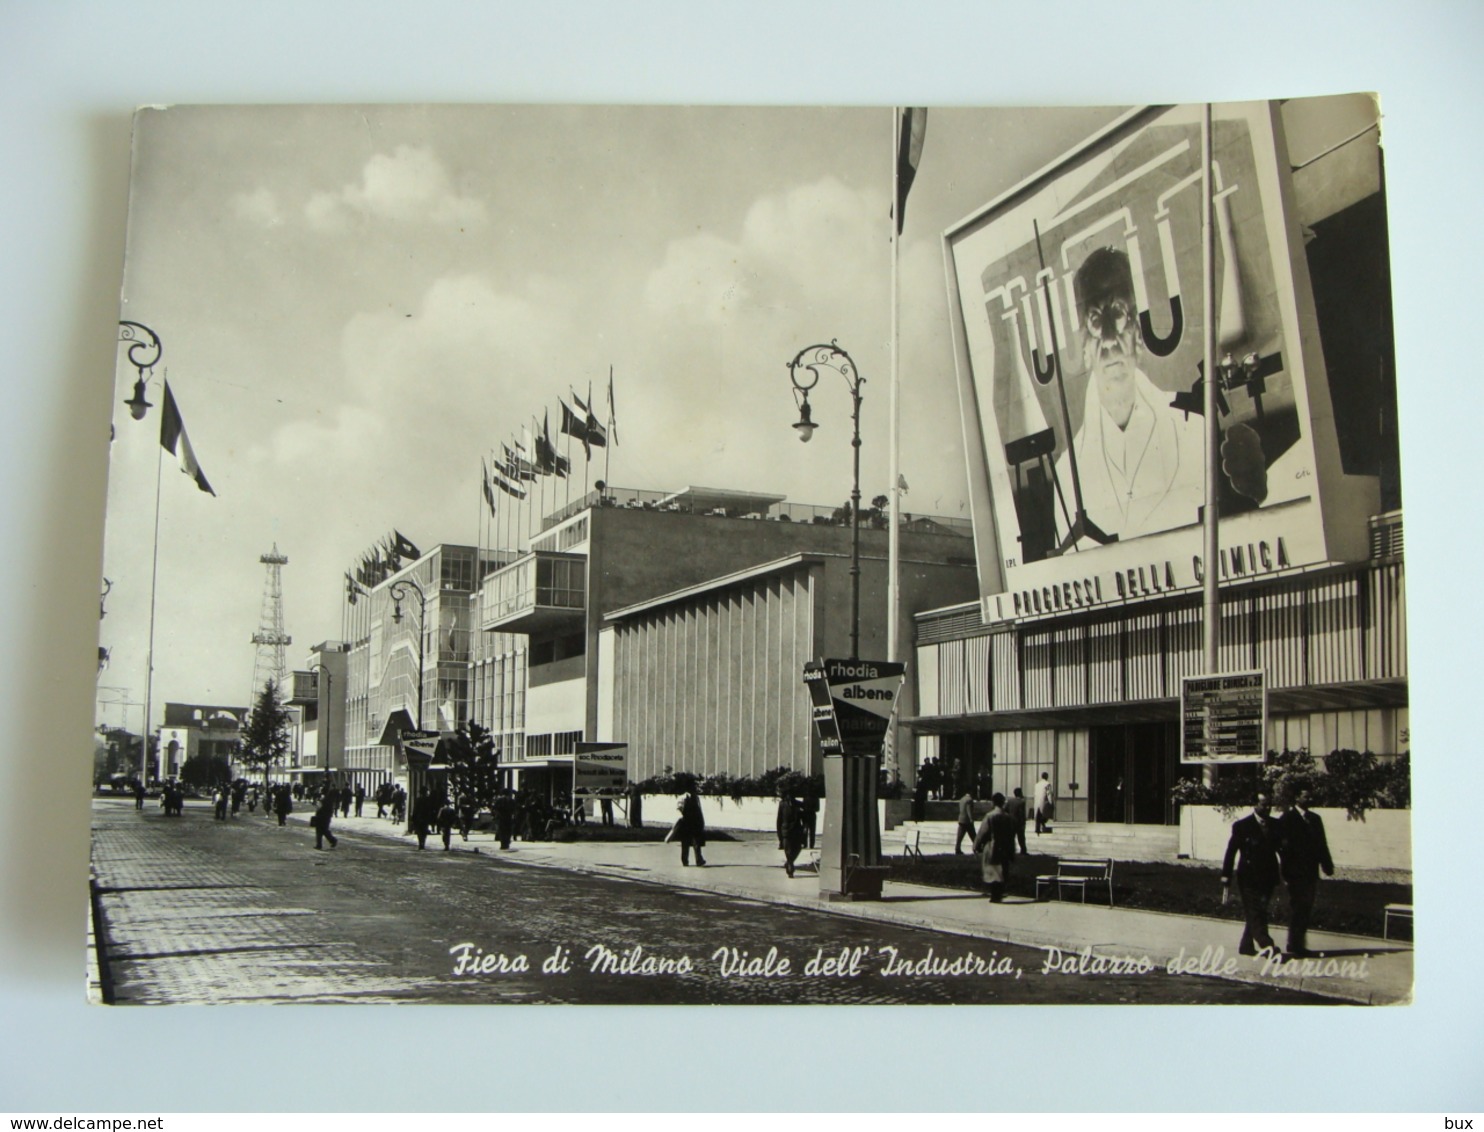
xmin=645 ymin=795 xmax=885 ymax=834
xmin=1178 ymin=805 xmax=1411 ymax=871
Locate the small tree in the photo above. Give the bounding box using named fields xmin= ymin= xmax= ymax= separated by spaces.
xmin=238 ymin=679 xmax=293 ymax=791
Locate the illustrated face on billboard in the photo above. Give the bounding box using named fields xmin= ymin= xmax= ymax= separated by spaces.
xmin=950 ymin=104 xmax=1331 ymax=619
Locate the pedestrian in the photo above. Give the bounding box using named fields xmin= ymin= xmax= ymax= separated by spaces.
xmin=973 ymin=792 xmax=1018 ymax=902
xmin=231 ymin=780 xmax=246 ymax=817
xmin=392 ymin=785 xmax=407 ymax=824
xmin=626 ymin=780 xmax=644 ymax=828
xmin=312 ymin=790 xmax=339 ymax=850
xmin=911 ymin=777 xmax=928 ymax=823
xmin=1033 ymin=772 xmax=1054 ymax=834
xmin=132 ymin=779 xmax=145 ymax=811
xmin=800 ymin=785 xmax=819 ymax=849
xmin=1005 ymin=787 xmax=1029 ymax=855
xmin=1278 ymin=788 xmax=1335 ymax=958
xmin=675 ymin=784 xmax=706 ymax=867
xmin=776 ymin=790 xmax=807 ymax=878
xmin=493 ymin=790 xmax=517 ymax=850
xmin=600 ymin=794 xmax=615 ymax=826
xmin=954 ymin=791 xmax=977 ymax=854
xmin=1220 ymin=792 xmax=1284 ymax=956
xmin=339 ymin=784 xmax=351 ymax=819
xmin=437 ymin=796 xmax=458 ymax=851
xmin=375 ymin=782 xmax=389 ymax=819
xmin=274 ymin=784 xmax=293 ymax=826
xmin=410 ymin=787 xmax=435 ymax=850
xmin=354 ymin=782 xmax=366 ymax=818
xmin=213 ymin=785 xmax=229 ymax=821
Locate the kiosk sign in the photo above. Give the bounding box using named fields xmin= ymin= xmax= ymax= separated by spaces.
xmin=1181 ymin=671 xmax=1267 ymax=763
xmin=803 ymin=659 xmax=906 ymax=756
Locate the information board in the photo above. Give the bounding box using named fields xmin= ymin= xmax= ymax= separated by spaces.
xmin=1181 ymin=671 xmax=1267 ymax=763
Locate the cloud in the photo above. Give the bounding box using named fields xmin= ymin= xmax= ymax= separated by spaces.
xmin=643 ymin=177 xmax=879 ymax=326
xmin=304 ymin=145 xmax=488 ymax=231
xmin=232 ymin=188 xmax=283 ymax=228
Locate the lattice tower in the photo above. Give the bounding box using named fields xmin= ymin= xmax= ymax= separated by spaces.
xmin=249 ymin=544 xmax=292 ymax=705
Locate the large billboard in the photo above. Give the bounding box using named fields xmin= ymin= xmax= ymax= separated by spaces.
xmin=948 ymin=103 xmax=1364 ymax=623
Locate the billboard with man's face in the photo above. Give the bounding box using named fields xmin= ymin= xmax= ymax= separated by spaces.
xmin=948 ymin=103 xmax=1353 ymax=623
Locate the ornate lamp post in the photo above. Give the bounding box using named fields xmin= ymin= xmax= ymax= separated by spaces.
xmin=788 ymin=341 xmax=899 ymax=902
xmin=119 ymin=321 xmax=162 ymax=420
xmin=788 ymin=340 xmax=864 ymax=660
xmin=115 ymin=320 xmax=163 ymax=786
xmin=390 ymin=580 xmax=428 ymax=731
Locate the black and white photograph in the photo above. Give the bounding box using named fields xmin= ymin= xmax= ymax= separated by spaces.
xmin=7 ymin=1 xmax=1483 ymax=1117
xmin=87 ymin=96 xmax=1411 ymax=1008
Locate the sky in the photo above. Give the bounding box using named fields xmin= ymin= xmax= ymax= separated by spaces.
xmin=97 ymin=102 xmax=1123 ymax=725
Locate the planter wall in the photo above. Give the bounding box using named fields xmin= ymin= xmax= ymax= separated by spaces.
xmin=1178 ymin=805 xmax=1411 ymax=871
xmin=647 ymin=794 xmax=885 ymax=834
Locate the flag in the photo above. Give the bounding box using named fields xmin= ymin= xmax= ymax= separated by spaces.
xmin=560 ymin=398 xmax=591 ymax=458
xmin=536 ymin=411 xmax=569 ymax=477
xmin=894 ymin=107 xmax=928 ymax=235
xmin=492 ymin=462 xmax=527 ymax=500
xmin=159 ymin=381 xmax=215 ymax=495
xmin=607 ymin=367 xmax=619 ymax=447
xmin=394 ymin=530 xmax=421 ymax=561
xmin=345 ymin=571 xmax=364 ymax=605
xmin=481 ymin=458 xmax=498 ymax=515
xmin=898 ymin=473 xmax=910 ymax=495
xmin=574 ymin=390 xmax=608 ymax=449
xmin=381 ymin=534 xmax=400 ymax=571
xmin=502 ymin=443 xmax=536 ymax=481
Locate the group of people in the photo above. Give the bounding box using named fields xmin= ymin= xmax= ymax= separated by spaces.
xmin=1220 ymin=789 xmax=1336 ymax=958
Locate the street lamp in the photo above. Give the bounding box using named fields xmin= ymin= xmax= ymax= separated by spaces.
xmin=308 ymin=661 xmax=334 ymax=790
xmin=390 ymin=580 xmax=427 ymax=731
xmin=788 ymin=340 xmax=864 ymax=660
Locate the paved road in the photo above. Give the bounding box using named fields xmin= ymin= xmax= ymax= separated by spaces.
xmin=90 ymin=798 xmax=1331 ymax=1005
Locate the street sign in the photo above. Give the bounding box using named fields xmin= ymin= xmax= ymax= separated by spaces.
xmin=400 ymin=728 xmax=442 ymax=769
xmin=803 ymin=659 xmax=906 ymax=756
xmin=1181 ymin=670 xmax=1267 ymax=763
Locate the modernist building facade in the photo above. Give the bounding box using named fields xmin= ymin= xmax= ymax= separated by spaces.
xmin=284 ymin=640 xmax=349 ymax=785
xmin=470 ymin=485 xmax=979 ymax=795
xmin=158 ymin=702 xmax=247 ymax=780
xmin=912 ymin=97 xmax=1405 ymax=826
xmin=340 ymin=543 xmax=503 ymax=791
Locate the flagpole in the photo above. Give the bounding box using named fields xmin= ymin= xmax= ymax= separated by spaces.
xmin=604 ymin=367 xmax=614 ymax=490
xmin=888 ymin=107 xmax=905 ymax=784
xmin=889 ymin=106 xmax=902 ymax=667
xmin=1201 ymin=102 xmax=1220 ymax=789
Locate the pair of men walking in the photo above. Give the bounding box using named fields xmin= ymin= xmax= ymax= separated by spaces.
xmin=1220 ymin=789 xmax=1335 ymax=957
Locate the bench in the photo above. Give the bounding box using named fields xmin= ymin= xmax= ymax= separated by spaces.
xmin=1036 ymin=857 xmax=1114 ymax=906
xmin=1383 ymin=903 xmax=1413 ymax=940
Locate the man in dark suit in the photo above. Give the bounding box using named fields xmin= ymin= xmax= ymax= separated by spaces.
xmin=1279 ymin=788 xmax=1335 ymax=957
xmin=1220 ymin=792 xmax=1284 ymax=955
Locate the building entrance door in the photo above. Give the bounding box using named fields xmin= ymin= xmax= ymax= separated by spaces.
xmin=1090 ymin=722 xmax=1179 ymax=824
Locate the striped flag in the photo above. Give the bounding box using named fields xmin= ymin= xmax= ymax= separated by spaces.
xmin=894 ymin=107 xmax=928 ymax=235
xmin=159 ymin=381 xmax=215 ymax=495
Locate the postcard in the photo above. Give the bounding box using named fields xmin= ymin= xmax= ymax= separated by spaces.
xmin=90 ymin=97 xmax=1410 ymax=1006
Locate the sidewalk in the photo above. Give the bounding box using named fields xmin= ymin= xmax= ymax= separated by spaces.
xmin=308 ymin=810 xmax=1412 ymax=1005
